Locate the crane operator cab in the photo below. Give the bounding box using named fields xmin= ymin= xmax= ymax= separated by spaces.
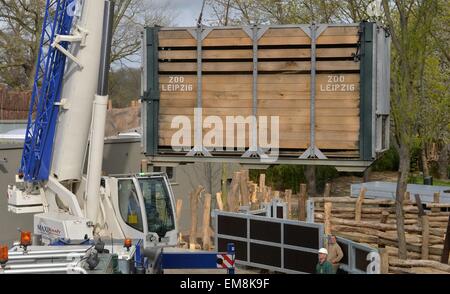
xmin=103 ymin=172 xmax=178 ymax=249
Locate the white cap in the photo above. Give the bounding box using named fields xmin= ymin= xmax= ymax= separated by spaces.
xmin=318 ymin=248 xmax=328 ymax=255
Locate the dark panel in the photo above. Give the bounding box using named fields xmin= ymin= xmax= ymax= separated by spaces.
xmin=284 ymin=224 xmax=319 ymax=249
xmin=217 ymin=238 xmax=248 ymax=262
xmin=354 ymin=247 xmax=371 ymax=272
xmin=359 ymin=21 xmax=373 ymax=160
xmin=143 ymin=27 xmax=160 ymax=156
xmin=217 ymin=215 xmax=247 ymax=238
xmin=337 ymin=241 xmax=349 ymax=266
xmin=250 ymin=220 xmax=281 ymax=243
xmin=276 ymin=206 xmax=283 ymax=219
xmin=284 ymin=249 xmax=318 ymax=273
xmin=250 ymin=243 xmax=281 ymax=268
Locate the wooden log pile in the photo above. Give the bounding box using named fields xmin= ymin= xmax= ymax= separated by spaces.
xmin=313 ymin=189 xmax=450 ymax=273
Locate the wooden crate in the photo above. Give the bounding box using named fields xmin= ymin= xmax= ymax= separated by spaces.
xmin=143 ymin=23 xmax=390 ymax=165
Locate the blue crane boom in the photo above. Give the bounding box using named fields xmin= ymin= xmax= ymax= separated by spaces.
xmin=20 ymin=0 xmax=76 ymax=182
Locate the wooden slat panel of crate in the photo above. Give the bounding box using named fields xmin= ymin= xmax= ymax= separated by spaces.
xmin=157 ymin=25 xmax=361 ymax=154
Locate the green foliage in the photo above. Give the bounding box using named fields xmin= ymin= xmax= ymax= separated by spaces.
xmin=249 ymin=165 xmax=338 ymax=193
xmin=408 ymin=175 xmax=450 ymax=187
xmin=371 ymin=148 xmax=400 ymax=171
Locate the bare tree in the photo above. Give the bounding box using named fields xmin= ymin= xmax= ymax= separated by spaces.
xmin=0 ymin=0 xmax=173 ymax=88
xmin=111 ymin=0 xmax=173 ymax=67
xmin=0 ymin=0 xmax=45 ymax=88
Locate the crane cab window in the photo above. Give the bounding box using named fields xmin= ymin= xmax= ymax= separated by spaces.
xmin=118 ymin=179 xmax=143 ymax=232
xmin=138 ymin=177 xmax=175 ymax=237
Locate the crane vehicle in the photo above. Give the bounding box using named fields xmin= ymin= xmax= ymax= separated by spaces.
xmin=6 ymin=0 xmax=177 ymax=254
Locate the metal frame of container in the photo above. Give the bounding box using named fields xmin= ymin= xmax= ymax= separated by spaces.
xmin=141 ymin=22 xmax=390 ymax=172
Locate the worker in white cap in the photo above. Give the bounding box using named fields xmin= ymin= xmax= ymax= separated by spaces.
xmin=316 ymin=248 xmax=333 ymax=274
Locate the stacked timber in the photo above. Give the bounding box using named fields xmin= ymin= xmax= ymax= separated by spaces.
xmin=157 ymin=26 xmax=361 ymax=157
xmin=313 ymin=191 xmax=450 ymax=273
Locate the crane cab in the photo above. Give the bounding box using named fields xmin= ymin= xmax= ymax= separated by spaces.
xmin=102 ymin=173 xmax=178 ymax=249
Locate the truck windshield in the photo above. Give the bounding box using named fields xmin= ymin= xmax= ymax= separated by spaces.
xmin=138 ymin=177 xmax=175 ymax=237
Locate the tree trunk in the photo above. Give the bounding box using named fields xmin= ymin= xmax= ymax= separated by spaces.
xmin=363 ymin=167 xmax=371 ymax=182
xmin=421 ymin=147 xmax=430 ymax=177
xmin=304 ymin=166 xmax=316 ymax=197
xmin=437 ymin=143 xmax=449 ymax=180
xmin=396 ymin=145 xmax=410 ymax=259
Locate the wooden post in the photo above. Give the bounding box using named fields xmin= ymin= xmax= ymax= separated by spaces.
xmin=107 ymin=99 xmax=113 ymax=110
xmin=403 ymin=191 xmax=411 ymax=204
xmin=421 ymin=215 xmax=429 ymax=260
xmin=176 ymin=199 xmax=183 ymax=228
xmin=441 ymin=214 xmax=450 ymax=264
xmin=379 ymin=248 xmax=389 ymax=274
xmin=239 ymin=171 xmax=250 ymax=206
xmin=202 ymin=193 xmax=212 ymax=250
xmin=273 ymin=191 xmax=280 ymax=199
xmin=298 ymin=184 xmax=307 ymax=221
xmin=176 ymin=198 xmax=183 ymax=243
xmin=140 ymin=159 xmax=148 ymax=173
xmin=251 ymin=183 xmax=258 ymax=203
xmin=414 ymin=194 xmax=425 ymax=217
xmin=189 ymin=185 xmax=204 ymax=249
xmin=432 ymin=192 xmax=440 ymax=213
xmin=285 ymin=189 xmax=292 ymax=218
xmin=256 ymin=192 xmax=263 ymax=203
xmin=355 ymin=187 xmax=366 ymax=222
xmin=259 ymin=174 xmax=265 ymax=193
xmin=323 ymin=183 xmax=331 ymax=197
xmin=216 ymin=192 xmax=224 ymax=211
xmin=380 ymin=211 xmax=390 ymax=224
xmin=228 ymin=172 xmax=241 ymax=211
xmin=189 ymin=191 xmax=198 ymax=249
xmin=266 ymin=187 xmax=272 ymax=202
xmin=324 ymin=202 xmax=332 ymax=235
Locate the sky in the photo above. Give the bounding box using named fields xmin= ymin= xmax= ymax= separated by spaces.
xmin=151 ymin=0 xmax=212 ymax=26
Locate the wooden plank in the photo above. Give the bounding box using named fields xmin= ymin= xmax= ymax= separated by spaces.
xmin=159 ymin=106 xmax=360 ymax=116
xmin=160 ymin=90 xmax=361 ymax=100
xmin=158 ymin=137 xmax=359 ymax=150
xmin=160 ymin=98 xmax=359 ymax=109
xmin=259 ymin=36 xmax=311 ymax=46
xmin=158 ymin=30 xmax=193 ymax=39
xmin=321 ymin=26 xmax=359 ymax=36
xmin=159 ymin=47 xmax=357 ymax=60
xmin=206 ymin=29 xmax=249 ymax=38
xmin=261 ymin=28 xmax=309 ymax=38
xmin=159 ymin=61 xmax=359 ymax=72
xmin=159 ymin=74 xmax=360 ymax=85
xmin=159 ymin=114 xmax=360 ymax=125
xmin=317 ymin=35 xmax=359 ymax=44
